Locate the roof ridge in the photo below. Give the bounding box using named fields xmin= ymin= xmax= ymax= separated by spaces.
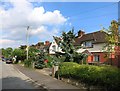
xmin=84 ymin=30 xmax=104 ymax=35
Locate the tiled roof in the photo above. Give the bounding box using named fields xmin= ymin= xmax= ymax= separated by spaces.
xmin=74 ymin=31 xmax=107 ymax=46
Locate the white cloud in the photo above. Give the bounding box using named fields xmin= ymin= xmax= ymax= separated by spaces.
xmin=29 ymin=26 xmax=60 ymax=41
xmin=30 ymin=26 xmax=47 ymax=35
xmin=28 ymin=7 xmax=66 ymax=25
xmin=0 ymin=0 xmax=68 ymax=48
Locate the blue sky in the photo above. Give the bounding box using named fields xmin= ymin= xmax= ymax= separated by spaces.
xmin=0 ymin=0 xmax=119 ymax=48
xmin=40 ymin=2 xmax=118 ymax=33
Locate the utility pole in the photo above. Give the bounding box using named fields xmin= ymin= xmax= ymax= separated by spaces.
xmin=26 ymin=26 xmax=30 ymax=60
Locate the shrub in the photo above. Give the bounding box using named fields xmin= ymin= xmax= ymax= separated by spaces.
xmin=59 ymin=62 xmax=80 ymax=78
xmin=24 ymin=59 xmax=33 ymax=68
xmin=34 ymin=52 xmax=45 ymax=69
xmin=59 ymin=62 xmax=120 ymax=90
xmin=44 ymin=55 xmax=53 ymax=68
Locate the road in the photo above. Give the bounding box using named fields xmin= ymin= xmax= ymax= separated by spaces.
xmin=1 ymin=61 xmax=43 ymax=90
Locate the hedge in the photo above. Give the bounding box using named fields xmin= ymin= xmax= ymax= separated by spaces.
xmin=59 ymin=62 xmax=120 ymax=91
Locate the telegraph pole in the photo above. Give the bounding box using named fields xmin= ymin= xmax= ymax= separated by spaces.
xmin=26 ymin=26 xmax=29 ymax=60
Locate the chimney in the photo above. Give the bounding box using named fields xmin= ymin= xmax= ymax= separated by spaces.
xmin=78 ymin=30 xmax=85 ymax=37
xmin=45 ymin=41 xmax=50 ymax=46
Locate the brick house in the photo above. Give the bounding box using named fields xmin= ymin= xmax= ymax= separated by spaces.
xmin=74 ymin=29 xmax=120 ymax=67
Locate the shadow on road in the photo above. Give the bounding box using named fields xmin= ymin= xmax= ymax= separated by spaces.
xmin=1 ymin=76 xmax=47 ymax=91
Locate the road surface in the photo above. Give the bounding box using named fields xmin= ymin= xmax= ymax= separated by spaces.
xmin=1 ymin=61 xmax=43 ymax=90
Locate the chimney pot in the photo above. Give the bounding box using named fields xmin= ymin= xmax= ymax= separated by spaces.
xmin=78 ymin=30 xmax=85 ymax=37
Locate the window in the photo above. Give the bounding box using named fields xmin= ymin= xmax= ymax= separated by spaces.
xmin=83 ymin=41 xmax=92 ymax=47
xmin=52 ymin=45 xmax=56 ymax=52
xmin=94 ymin=55 xmax=100 ymax=62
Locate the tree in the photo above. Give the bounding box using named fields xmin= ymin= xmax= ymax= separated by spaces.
xmin=12 ymin=48 xmax=26 ymax=62
xmin=28 ymin=47 xmax=40 ymax=60
xmin=57 ymin=28 xmax=86 ymax=63
xmin=34 ymin=50 xmax=45 ymax=69
xmin=23 ymin=47 xmax=40 ymax=67
xmin=1 ymin=47 xmax=13 ymax=58
xmin=1 ymin=48 xmax=6 ymax=57
xmin=103 ymin=20 xmax=120 ymax=65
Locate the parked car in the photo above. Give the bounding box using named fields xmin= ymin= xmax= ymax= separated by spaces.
xmin=34 ymin=61 xmax=45 ymax=69
xmin=2 ymin=58 xmax=7 ymax=62
xmin=6 ymin=58 xmax=12 ymax=64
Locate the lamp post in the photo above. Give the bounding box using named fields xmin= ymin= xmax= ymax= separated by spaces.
xmin=26 ymin=26 xmax=30 ymax=60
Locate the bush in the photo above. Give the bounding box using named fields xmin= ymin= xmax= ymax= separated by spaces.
xmin=24 ymin=59 xmax=33 ymax=68
xmin=44 ymin=55 xmax=53 ymax=68
xmin=34 ymin=53 xmax=45 ymax=69
xmin=59 ymin=62 xmax=80 ymax=78
xmin=59 ymin=62 xmax=120 ymax=91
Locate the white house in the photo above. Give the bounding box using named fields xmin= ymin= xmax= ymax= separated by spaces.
xmin=49 ymin=36 xmax=63 ymax=54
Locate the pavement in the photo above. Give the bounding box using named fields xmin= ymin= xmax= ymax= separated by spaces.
xmin=1 ymin=61 xmax=46 ymax=90
xmin=13 ymin=64 xmax=83 ymax=90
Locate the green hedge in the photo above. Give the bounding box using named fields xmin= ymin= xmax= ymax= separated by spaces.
xmin=59 ymin=62 xmax=120 ymax=91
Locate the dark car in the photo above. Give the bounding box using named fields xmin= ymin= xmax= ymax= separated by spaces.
xmin=6 ymin=58 xmax=12 ymax=64
xmin=2 ymin=58 xmax=7 ymax=62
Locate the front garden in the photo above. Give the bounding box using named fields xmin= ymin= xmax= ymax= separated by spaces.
xmin=57 ymin=62 xmax=120 ymax=91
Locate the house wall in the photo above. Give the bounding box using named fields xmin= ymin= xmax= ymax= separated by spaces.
xmin=49 ymin=41 xmax=57 ymax=54
xmin=87 ymin=55 xmax=93 ymax=63
xmin=77 ymin=43 xmax=106 ymax=53
xmin=49 ymin=40 xmax=62 ymax=54
xmin=87 ymin=52 xmax=107 ymax=63
xmin=87 ymin=51 xmax=120 ymax=68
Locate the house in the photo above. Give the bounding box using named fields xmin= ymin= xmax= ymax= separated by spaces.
xmin=44 ymin=41 xmax=51 ymax=53
xmin=34 ymin=42 xmax=44 ymax=51
xmin=75 ymin=28 xmax=120 ymax=67
xmin=75 ymin=30 xmax=108 ymax=64
xmin=30 ymin=41 xmax=51 ymax=53
xmin=49 ymin=36 xmax=63 ymax=54
xmin=20 ymin=41 xmax=51 ymax=53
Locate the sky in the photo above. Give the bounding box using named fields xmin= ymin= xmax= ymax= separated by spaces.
xmin=0 ymin=0 xmax=119 ymax=48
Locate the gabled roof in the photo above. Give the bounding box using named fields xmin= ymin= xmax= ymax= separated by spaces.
xmin=53 ymin=36 xmax=62 ymax=44
xmin=82 ymin=50 xmax=92 ymax=55
xmin=44 ymin=43 xmax=51 ymax=49
xmin=74 ymin=31 xmax=107 ymax=46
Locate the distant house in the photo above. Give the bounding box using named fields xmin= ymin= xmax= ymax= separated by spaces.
xmin=49 ymin=36 xmax=63 ymax=54
xmin=30 ymin=41 xmax=51 ymax=53
xmin=74 ymin=29 xmax=120 ymax=67
xmin=34 ymin=42 xmax=45 ymax=51
xmin=44 ymin=41 xmax=51 ymax=53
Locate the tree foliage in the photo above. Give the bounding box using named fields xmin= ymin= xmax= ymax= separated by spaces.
xmin=57 ymin=28 xmax=87 ymax=63
xmin=103 ymin=20 xmax=120 ymax=57
xmin=12 ymin=48 xmax=26 ymax=62
xmin=28 ymin=47 xmax=40 ymax=60
xmin=1 ymin=47 xmax=13 ymax=58
xmin=102 ymin=20 xmax=120 ymax=66
xmin=34 ymin=50 xmax=45 ymax=69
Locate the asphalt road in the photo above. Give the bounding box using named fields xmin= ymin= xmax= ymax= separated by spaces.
xmin=1 ymin=61 xmax=43 ymax=90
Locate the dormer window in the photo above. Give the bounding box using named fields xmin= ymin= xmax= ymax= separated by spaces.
xmin=82 ymin=41 xmax=93 ymax=48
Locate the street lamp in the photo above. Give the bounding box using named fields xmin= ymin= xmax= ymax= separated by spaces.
xmin=26 ymin=26 xmax=30 ymax=60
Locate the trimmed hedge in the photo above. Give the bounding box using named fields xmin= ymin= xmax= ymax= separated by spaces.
xmin=59 ymin=62 xmax=120 ymax=91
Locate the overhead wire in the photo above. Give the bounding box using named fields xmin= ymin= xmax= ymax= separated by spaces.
xmin=68 ymin=2 xmax=117 ymax=18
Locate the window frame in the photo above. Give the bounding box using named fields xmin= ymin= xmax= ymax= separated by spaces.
xmin=93 ymin=55 xmax=100 ymax=62
xmin=82 ymin=41 xmax=93 ymax=48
